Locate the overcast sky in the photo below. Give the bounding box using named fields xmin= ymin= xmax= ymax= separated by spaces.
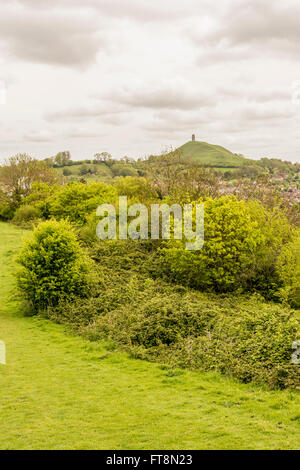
xmin=1 ymin=0 xmax=300 ymax=163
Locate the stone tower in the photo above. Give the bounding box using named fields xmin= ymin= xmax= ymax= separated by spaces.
xmin=192 ymin=134 xmax=195 ymax=142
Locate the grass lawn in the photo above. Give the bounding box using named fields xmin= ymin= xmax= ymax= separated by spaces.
xmin=0 ymin=221 xmax=300 ymax=450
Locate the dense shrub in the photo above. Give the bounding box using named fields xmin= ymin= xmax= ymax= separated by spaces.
xmin=162 ymin=298 xmax=300 ymax=389
xmin=48 ymin=182 xmax=117 ymax=225
xmin=22 ymin=182 xmax=59 ymax=219
xmin=62 ymin=168 xmax=72 ymax=176
xmin=0 ymin=204 xmax=15 ymax=220
xmin=161 ymin=196 xmax=293 ymax=294
xmin=12 ymin=204 xmax=41 ymax=226
xmin=46 ymin=238 xmax=300 ymax=389
xmin=0 ymin=188 xmax=15 ymax=220
xmin=98 ymin=290 xmax=214 ymax=348
xmin=16 ymin=220 xmax=93 ymax=311
xmin=22 ymin=181 xmax=117 ymax=226
xmin=50 ymin=273 xmax=300 ymax=389
xmin=114 ymin=176 xmax=158 ymax=204
xmin=111 ymin=163 xmax=138 ymax=177
xmin=276 ymin=234 xmax=300 ymax=308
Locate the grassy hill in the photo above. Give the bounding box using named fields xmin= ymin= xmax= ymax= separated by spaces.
xmin=177 ymin=140 xmax=250 ymax=168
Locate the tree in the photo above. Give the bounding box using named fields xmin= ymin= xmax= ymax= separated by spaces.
xmin=43 ymin=157 xmax=55 ymax=167
xmin=54 ymin=151 xmax=71 ymax=167
xmin=146 ymin=149 xmax=221 ymax=202
xmin=0 ymin=153 xmax=59 ymax=207
xmin=94 ymin=152 xmax=112 ymax=162
xmin=121 ymin=156 xmax=134 ymax=164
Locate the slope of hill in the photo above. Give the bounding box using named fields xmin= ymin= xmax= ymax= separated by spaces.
xmin=177 ymin=140 xmax=249 ymax=168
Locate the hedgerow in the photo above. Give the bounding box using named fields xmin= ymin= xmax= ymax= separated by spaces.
xmin=46 ymin=239 xmax=300 ymax=389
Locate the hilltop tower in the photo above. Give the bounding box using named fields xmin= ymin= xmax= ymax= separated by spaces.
xmin=192 ymin=134 xmax=195 ymax=142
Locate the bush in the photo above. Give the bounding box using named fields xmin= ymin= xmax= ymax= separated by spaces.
xmin=48 ymin=182 xmax=117 ymax=226
xmin=0 ymin=188 xmax=15 ymax=220
xmin=50 ymin=269 xmax=300 ymax=389
xmin=16 ymin=220 xmax=92 ymax=311
xmin=101 ymin=290 xmax=214 ymax=348
xmin=277 ymin=234 xmax=300 ymax=308
xmin=12 ymin=205 xmax=41 ymax=226
xmin=162 ymin=297 xmax=300 ymax=389
xmin=62 ymin=168 xmax=72 ymax=176
xmin=161 ymin=196 xmax=293 ymax=294
xmin=46 ymin=238 xmax=300 ymax=389
xmin=22 ymin=182 xmax=59 ymax=219
xmin=79 ymin=164 xmax=90 ymax=175
xmin=111 ymin=163 xmax=138 ymax=177
xmin=114 ymin=176 xmax=158 ymax=204
xmin=0 ymin=203 xmax=15 ymax=220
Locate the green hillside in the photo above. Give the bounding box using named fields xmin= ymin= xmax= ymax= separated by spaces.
xmin=178 ymin=140 xmax=249 ymax=168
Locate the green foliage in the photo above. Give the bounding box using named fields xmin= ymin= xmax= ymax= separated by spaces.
xmin=51 ymin=271 xmax=300 ymax=389
xmin=78 ymin=164 xmax=98 ymax=176
xmin=21 ymin=182 xmax=59 ymax=219
xmin=161 ymin=196 xmax=293 ymax=294
xmin=165 ymin=298 xmax=300 ymax=389
xmin=12 ymin=204 xmax=41 ymax=227
xmin=0 ymin=188 xmax=15 ymax=220
xmin=62 ymin=167 xmax=72 ymax=176
xmin=48 ymin=181 xmax=117 ymax=226
xmin=114 ymin=176 xmax=158 ymax=203
xmin=276 ymin=234 xmax=300 ymax=308
xmin=47 ymin=238 xmax=300 ymax=389
xmin=0 ymin=204 xmax=15 ymax=221
xmin=54 ymin=151 xmax=71 ymax=167
xmin=16 ymin=220 xmax=92 ymax=311
xmin=111 ymin=163 xmax=138 ymax=177
xmin=0 ymin=153 xmax=60 ymax=210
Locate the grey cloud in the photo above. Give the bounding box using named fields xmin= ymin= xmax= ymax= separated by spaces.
xmin=221 ymin=2 xmax=300 ymax=46
xmin=14 ymin=0 xmax=208 ymax=22
xmin=23 ymin=127 xmax=107 ymax=141
xmin=141 ymin=110 xmax=213 ymax=134
xmin=236 ymin=106 xmax=295 ymax=122
xmin=194 ymin=1 xmax=300 ymax=60
xmin=108 ymin=82 xmax=215 ymax=111
xmin=0 ymin=8 xmax=101 ymax=68
xmin=45 ymin=105 xmax=127 ymax=122
xmin=219 ymin=87 xmax=291 ymax=103
xmin=23 ymin=131 xmax=54 ymax=142
xmin=64 ymin=130 xmax=107 ymax=139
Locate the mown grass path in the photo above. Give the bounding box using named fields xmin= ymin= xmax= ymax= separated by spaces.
xmin=0 ymin=222 xmax=300 ymax=450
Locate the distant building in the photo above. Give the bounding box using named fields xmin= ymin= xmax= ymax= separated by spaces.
xmin=192 ymin=134 xmax=195 ymax=142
